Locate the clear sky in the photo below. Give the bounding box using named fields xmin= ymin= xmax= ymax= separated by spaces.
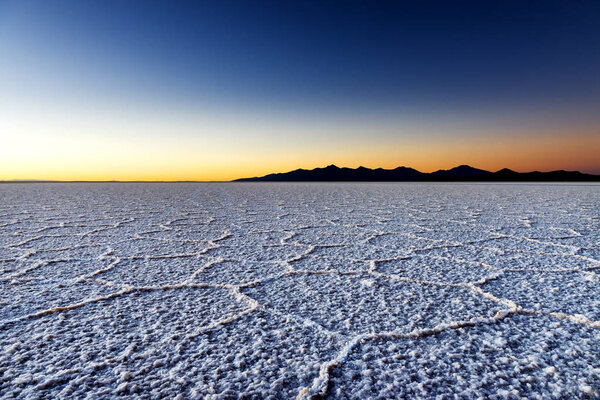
xmin=1 ymin=0 xmax=599 ymax=180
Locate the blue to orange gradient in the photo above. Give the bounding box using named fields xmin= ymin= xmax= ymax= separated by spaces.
xmin=1 ymin=1 xmax=599 ymax=181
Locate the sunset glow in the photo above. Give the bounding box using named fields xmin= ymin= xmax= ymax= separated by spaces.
xmin=1 ymin=1 xmax=599 ymax=180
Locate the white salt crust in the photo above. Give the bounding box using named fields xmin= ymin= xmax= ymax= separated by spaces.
xmin=0 ymin=182 xmax=598 ymax=399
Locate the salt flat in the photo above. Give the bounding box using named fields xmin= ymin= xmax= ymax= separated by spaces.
xmin=0 ymin=183 xmax=599 ymax=399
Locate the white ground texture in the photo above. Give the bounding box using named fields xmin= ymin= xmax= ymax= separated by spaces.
xmin=0 ymin=183 xmax=599 ymax=399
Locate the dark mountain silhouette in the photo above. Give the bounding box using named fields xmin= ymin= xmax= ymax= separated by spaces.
xmin=236 ymin=164 xmax=424 ymax=182
xmin=429 ymin=165 xmax=492 ymax=179
xmin=488 ymin=168 xmax=597 ymax=182
xmin=234 ymin=165 xmax=600 ymax=182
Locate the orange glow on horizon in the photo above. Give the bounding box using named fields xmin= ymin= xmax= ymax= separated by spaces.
xmin=2 ymin=127 xmax=599 ymax=181
xmin=1 ymin=103 xmax=599 ymax=181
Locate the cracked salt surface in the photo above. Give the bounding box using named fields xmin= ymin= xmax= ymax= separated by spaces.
xmin=325 ymin=315 xmax=599 ymax=399
xmin=1 ymin=183 xmax=599 ymax=399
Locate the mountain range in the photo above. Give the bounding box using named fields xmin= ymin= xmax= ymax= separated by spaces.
xmin=235 ymin=165 xmax=600 ymax=182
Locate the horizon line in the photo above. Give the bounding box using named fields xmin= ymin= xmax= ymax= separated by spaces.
xmin=4 ymin=163 xmax=600 ymax=183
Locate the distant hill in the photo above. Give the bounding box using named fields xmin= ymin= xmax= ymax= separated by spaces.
xmin=234 ymin=165 xmax=600 ymax=182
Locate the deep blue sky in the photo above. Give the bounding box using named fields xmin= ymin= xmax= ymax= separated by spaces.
xmin=1 ymin=0 xmax=599 ymax=179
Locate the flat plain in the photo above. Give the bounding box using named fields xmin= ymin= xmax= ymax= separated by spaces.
xmin=1 ymin=183 xmax=599 ymax=399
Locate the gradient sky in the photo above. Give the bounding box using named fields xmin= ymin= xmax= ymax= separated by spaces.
xmin=1 ymin=0 xmax=599 ymax=180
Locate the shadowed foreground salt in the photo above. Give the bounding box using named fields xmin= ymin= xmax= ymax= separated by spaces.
xmin=1 ymin=183 xmax=599 ymax=399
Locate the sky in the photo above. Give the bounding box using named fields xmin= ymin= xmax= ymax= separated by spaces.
xmin=1 ymin=0 xmax=599 ymax=181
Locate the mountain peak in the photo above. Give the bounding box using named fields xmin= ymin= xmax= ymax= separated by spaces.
xmin=431 ymin=165 xmax=491 ymax=178
xmin=496 ymin=168 xmax=516 ymax=173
